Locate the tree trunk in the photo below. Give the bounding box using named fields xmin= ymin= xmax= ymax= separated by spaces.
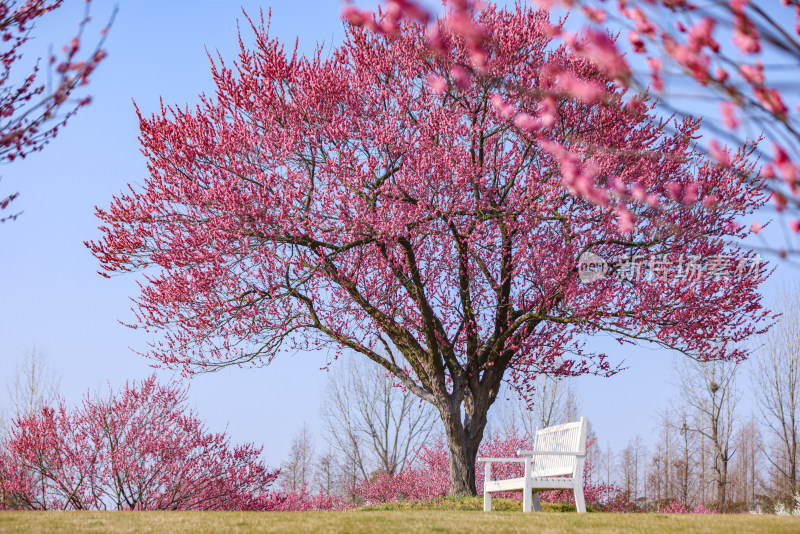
xmin=716 ymin=446 xmax=728 ymax=506
xmin=447 ymin=430 xmax=479 ymax=497
xmin=791 ymin=427 xmax=797 ymax=494
xmin=436 ymin=388 xmax=492 ymax=497
xmin=718 ymin=464 xmax=727 ymax=505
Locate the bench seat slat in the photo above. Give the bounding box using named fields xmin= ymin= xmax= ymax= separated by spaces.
xmin=515 ymin=450 xmax=585 ymax=457
xmin=485 ymin=477 xmax=577 ymax=492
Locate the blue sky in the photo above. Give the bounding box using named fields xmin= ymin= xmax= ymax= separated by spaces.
xmin=0 ymin=0 xmax=795 ymax=467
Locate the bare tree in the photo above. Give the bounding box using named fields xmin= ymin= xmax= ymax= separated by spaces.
xmin=321 ymin=360 xmax=369 ymax=486
xmin=729 ymin=415 xmax=763 ymax=506
xmin=315 ymin=451 xmax=337 ymax=497
xmin=615 ymin=436 xmax=647 ymax=505
xmin=674 ymin=410 xmax=696 ymax=508
xmin=618 ymin=443 xmax=636 ymax=499
xmin=496 ymin=374 xmax=579 ymax=440
xmin=646 ymin=450 xmax=665 ymax=505
xmin=753 ymin=284 xmax=800 ymax=496
xmin=280 ymin=423 xmax=315 ymax=492
xmin=321 ymin=355 xmax=438 ymax=485
xmin=596 ymin=441 xmax=614 ymax=504
xmin=1 ymin=347 xmax=59 ymax=435
xmin=630 ymin=435 xmax=647 ymax=505
xmin=652 ymin=407 xmax=678 ymax=504
xmin=676 ymin=357 xmax=740 ymax=506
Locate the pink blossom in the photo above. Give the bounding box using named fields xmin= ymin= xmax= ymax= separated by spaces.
xmin=342 ymin=6 xmax=371 ymax=27
xmin=570 ymin=29 xmax=631 ymax=81
xmin=450 ymin=65 xmax=471 ymax=91
xmin=388 ymin=0 xmax=430 ymax=24
xmin=426 ymin=74 xmax=447 ymax=96
xmin=733 ymin=29 xmax=761 ymax=54
xmin=616 ymin=204 xmax=635 ymax=234
xmin=754 ymin=87 xmax=788 ymax=118
xmin=731 ymin=2 xmax=761 ymax=53
xmin=537 ymin=96 xmax=558 ymax=127
xmin=631 ymin=182 xmax=647 ymax=202
xmin=687 ymin=17 xmax=719 ymax=52
xmin=581 ymin=6 xmax=606 ymax=23
xmin=739 ymin=61 xmax=765 ymax=85
xmin=628 ymin=30 xmax=645 ymax=53
xmin=490 ymin=93 xmax=515 ymax=119
xmin=708 ymin=139 xmax=731 ymax=166
xmin=609 ymin=176 xmax=627 ymax=195
xmin=557 ymin=73 xmax=604 ymax=104
xmin=720 ymin=101 xmax=738 ymax=129
xmin=671 ymin=44 xmax=711 ymax=84
xmin=771 ymin=192 xmax=787 ymax=212
xmin=683 ymin=183 xmax=699 ymax=204
xmin=513 ymin=112 xmax=541 ymax=132
xmin=774 ymin=144 xmax=799 ymax=189
xmin=426 ymin=25 xmax=447 ymax=54
xmin=647 ymin=57 xmax=664 ymax=91
xmin=623 ymin=5 xmax=657 ymax=38
xmin=0 ymin=0 xmax=109 ymax=170
xmin=667 ymin=181 xmax=683 ymax=200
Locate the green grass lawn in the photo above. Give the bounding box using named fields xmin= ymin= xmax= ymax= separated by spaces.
xmin=2 ymin=508 xmax=799 ymax=534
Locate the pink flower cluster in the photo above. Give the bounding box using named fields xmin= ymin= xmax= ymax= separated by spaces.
xmin=260 ymin=483 xmax=346 ymax=511
xmin=661 ymin=500 xmax=716 ymax=514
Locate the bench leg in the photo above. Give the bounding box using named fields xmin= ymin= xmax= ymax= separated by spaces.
xmin=484 ymin=490 xmax=491 ymax=512
xmin=532 ymin=492 xmax=542 ymax=512
xmin=523 ymin=486 xmax=532 ymax=513
xmin=574 ymin=486 xmax=586 ymax=514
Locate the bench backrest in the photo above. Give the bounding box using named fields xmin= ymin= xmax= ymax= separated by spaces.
xmin=530 ymin=416 xmax=588 ymax=478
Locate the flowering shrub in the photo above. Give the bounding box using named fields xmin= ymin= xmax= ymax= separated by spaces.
xmin=352 ymin=439 xmax=450 ymax=503
xmin=261 ymin=484 xmax=346 ymax=511
xmin=0 ymin=375 xmax=278 ymax=511
xmin=692 ymin=503 xmax=716 ymax=514
xmin=661 ymin=500 xmax=716 ymax=514
xmin=354 ymin=469 xmax=446 ymax=503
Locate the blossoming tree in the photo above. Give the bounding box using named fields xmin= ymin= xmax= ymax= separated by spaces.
xmin=0 ymin=0 xmax=111 ymax=222
xmin=90 ymin=4 xmax=771 ymax=496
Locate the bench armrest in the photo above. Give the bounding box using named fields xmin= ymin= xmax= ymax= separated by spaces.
xmin=516 ymin=449 xmax=585 ymax=457
xmin=476 ymin=457 xmax=526 ymax=463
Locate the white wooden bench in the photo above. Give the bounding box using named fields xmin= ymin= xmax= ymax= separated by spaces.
xmin=478 ymin=416 xmax=588 ymax=513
